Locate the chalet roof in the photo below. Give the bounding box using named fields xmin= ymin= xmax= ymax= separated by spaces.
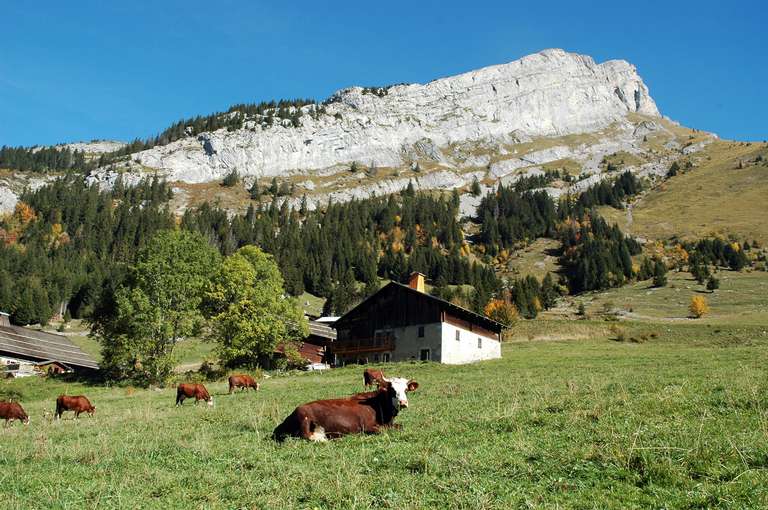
xmin=0 ymin=325 xmax=99 ymax=370
xmin=333 ymin=281 xmax=504 ymax=333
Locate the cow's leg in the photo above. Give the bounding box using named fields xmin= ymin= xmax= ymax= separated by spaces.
xmin=228 ymin=384 xmax=233 ymax=395
xmin=75 ymin=411 xmax=80 ymax=419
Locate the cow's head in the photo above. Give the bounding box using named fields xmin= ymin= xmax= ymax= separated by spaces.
xmin=382 ymin=377 xmax=419 ymax=408
xmin=23 ymin=414 xmax=30 ymax=425
xmin=88 ymin=406 xmax=96 ymax=416
xmin=207 ymin=396 xmax=214 ymax=407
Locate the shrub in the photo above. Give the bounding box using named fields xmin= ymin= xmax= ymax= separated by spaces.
xmin=706 ymin=276 xmax=720 ymax=292
xmin=689 ymin=296 xmax=709 ymax=318
xmin=222 ymin=170 xmax=240 ymax=187
xmin=610 ymin=325 xmax=628 ymax=342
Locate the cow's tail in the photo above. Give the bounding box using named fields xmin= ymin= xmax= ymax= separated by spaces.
xmin=55 ymin=396 xmax=63 ymax=419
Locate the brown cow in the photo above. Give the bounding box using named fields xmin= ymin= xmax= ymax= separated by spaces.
xmin=176 ymin=383 xmax=214 ymax=407
xmin=363 ymin=368 xmax=386 ymax=389
xmin=272 ymin=378 xmax=419 ymax=442
xmin=228 ymin=374 xmax=260 ymax=394
xmin=55 ymin=395 xmax=95 ymax=420
xmin=0 ymin=401 xmax=30 ymax=426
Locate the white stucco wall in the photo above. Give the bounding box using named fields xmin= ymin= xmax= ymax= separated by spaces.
xmin=439 ymin=322 xmax=501 ymax=364
xmin=356 ymin=321 xmax=500 ymax=365
xmin=387 ymin=323 xmax=443 ymax=362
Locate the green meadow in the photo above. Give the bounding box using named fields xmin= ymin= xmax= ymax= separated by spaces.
xmin=2 ymin=319 xmax=767 ymax=509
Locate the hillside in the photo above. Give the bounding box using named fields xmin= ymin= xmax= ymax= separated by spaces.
xmin=618 ymin=140 xmax=768 ymax=243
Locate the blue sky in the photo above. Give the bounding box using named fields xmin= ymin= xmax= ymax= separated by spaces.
xmin=1 ymin=1 xmax=765 ymax=146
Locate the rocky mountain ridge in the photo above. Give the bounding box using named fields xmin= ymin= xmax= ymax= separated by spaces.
xmin=1 ymin=49 xmax=717 ymax=214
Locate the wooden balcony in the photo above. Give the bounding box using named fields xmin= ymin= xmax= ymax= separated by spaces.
xmin=331 ymin=335 xmax=395 ymax=355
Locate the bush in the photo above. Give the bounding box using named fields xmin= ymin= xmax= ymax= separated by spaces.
xmin=689 ymin=296 xmax=709 ymax=318
xmin=610 ymin=325 xmax=628 ymax=342
xmin=222 ymin=170 xmax=240 ymax=187
xmin=706 ymin=276 xmax=720 ymax=292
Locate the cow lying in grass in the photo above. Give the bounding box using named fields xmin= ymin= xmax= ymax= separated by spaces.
xmin=272 ymin=378 xmax=419 ymax=442
xmin=176 ymin=383 xmax=214 ymax=407
xmin=0 ymin=401 xmax=30 ymax=426
xmin=228 ymin=374 xmax=260 ymax=394
xmin=55 ymin=395 xmax=95 ymax=420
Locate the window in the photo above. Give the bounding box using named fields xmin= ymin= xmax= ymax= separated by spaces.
xmin=419 ymin=349 xmax=431 ymax=361
xmin=418 ymin=326 xmax=425 ymax=338
xmin=373 ymin=354 xmax=379 ymax=362
xmin=382 ymin=353 xmax=390 ymax=362
xmin=455 ymin=330 xmax=461 ymax=342
xmin=477 ymin=337 xmax=482 ymax=349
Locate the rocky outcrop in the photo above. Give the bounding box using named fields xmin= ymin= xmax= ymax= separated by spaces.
xmin=129 ymin=49 xmax=660 ymax=183
xmin=57 ymin=140 xmax=127 ymax=154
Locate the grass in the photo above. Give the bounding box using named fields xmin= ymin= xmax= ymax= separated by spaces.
xmin=627 ymin=140 xmax=768 ymax=243
xmin=2 ymin=320 xmax=767 ymax=508
xmin=495 ymin=238 xmax=561 ymax=281
xmin=558 ymin=270 xmax=768 ymax=325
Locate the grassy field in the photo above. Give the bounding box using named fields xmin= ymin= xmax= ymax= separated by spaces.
xmin=626 ymin=140 xmax=768 ymax=243
xmin=551 ymin=269 xmax=768 ymax=325
xmin=2 ymin=321 xmax=767 ymax=509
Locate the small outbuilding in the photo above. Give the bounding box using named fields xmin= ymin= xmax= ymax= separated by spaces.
xmin=0 ymin=314 xmax=99 ymax=375
xmin=331 ymin=273 xmax=503 ymax=365
xmin=272 ymin=319 xmax=337 ymax=367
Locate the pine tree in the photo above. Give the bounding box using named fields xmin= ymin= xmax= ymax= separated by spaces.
xmin=652 ymin=260 xmax=668 ymax=287
xmin=470 ymin=177 xmax=482 ymax=197
xmin=248 ymin=181 xmax=261 ymax=199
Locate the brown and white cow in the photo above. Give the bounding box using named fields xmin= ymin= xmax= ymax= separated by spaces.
xmin=272 ymin=378 xmax=419 ymax=442
xmin=0 ymin=401 xmax=30 ymax=426
xmin=363 ymin=368 xmax=386 ymax=389
xmin=228 ymin=374 xmax=260 ymax=394
xmin=176 ymin=383 xmax=214 ymax=407
xmin=55 ymin=395 xmax=95 ymax=420
xmin=351 ymin=377 xmax=419 ymax=404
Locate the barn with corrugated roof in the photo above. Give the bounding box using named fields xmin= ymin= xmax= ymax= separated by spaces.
xmin=0 ymin=312 xmax=99 ymax=376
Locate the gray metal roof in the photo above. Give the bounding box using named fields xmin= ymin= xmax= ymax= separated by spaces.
xmin=0 ymin=326 xmax=99 ymax=370
xmin=308 ymin=320 xmax=337 ymax=340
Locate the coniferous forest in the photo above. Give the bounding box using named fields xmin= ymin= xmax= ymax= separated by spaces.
xmin=0 ymin=169 xmax=667 ymax=328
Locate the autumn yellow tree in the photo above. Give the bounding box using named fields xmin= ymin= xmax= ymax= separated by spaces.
xmin=484 ymin=298 xmax=519 ymax=327
xmin=689 ymin=295 xmax=709 ymax=318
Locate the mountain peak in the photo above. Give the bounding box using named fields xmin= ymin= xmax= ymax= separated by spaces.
xmin=124 ymin=49 xmax=660 ymax=185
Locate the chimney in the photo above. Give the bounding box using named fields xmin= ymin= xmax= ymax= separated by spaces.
xmin=408 ymin=272 xmax=426 ymax=293
xmin=0 ymin=311 xmax=9 ymax=327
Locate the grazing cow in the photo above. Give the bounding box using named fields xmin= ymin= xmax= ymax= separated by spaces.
xmin=228 ymin=374 xmax=260 ymax=394
xmin=176 ymin=383 xmax=213 ymax=407
xmin=272 ymin=378 xmax=419 ymax=442
xmin=363 ymin=368 xmax=386 ymax=389
xmin=0 ymin=401 xmax=30 ymax=426
xmin=55 ymin=395 xmax=95 ymax=420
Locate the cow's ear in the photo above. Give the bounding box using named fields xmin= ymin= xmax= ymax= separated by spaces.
xmin=407 ymin=380 xmax=419 ymax=392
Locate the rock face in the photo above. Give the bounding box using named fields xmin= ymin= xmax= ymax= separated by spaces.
xmin=131 ymin=49 xmax=660 ymax=183
xmin=56 ymin=140 xmax=127 ymax=154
